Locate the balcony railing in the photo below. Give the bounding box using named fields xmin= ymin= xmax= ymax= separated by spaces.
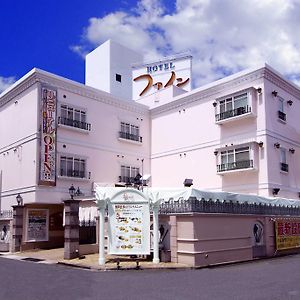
xmin=278 ymin=111 xmax=286 ymax=122
xmin=280 ymin=163 xmax=289 ymax=172
xmin=0 ymin=210 xmax=13 ymax=219
xmin=60 ymin=169 xmax=86 ymax=178
xmin=58 ymin=117 xmax=91 ymax=131
xmin=217 ymin=159 xmax=253 ymax=172
xmin=215 ymin=105 xmax=251 ymax=122
xmin=119 ymin=176 xmax=135 ymax=184
xmin=119 ymin=131 xmax=142 ymax=143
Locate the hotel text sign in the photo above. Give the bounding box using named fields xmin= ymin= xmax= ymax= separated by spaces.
xmin=132 ymin=56 xmax=192 ymax=100
xmin=108 ymin=190 xmax=150 ymax=255
xmin=275 ymin=219 xmax=300 ymax=250
xmin=39 ymin=87 xmax=57 ymax=186
xmin=146 ymin=62 xmax=175 ymax=74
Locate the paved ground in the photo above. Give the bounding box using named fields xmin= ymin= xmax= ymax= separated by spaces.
xmin=1 ymin=248 xmax=189 ymax=270
xmin=0 ymin=253 xmax=300 ymax=300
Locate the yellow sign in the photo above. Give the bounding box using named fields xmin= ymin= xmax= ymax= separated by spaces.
xmin=275 ymin=219 xmax=300 ymax=250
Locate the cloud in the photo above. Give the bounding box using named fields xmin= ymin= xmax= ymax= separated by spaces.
xmin=0 ymin=76 xmax=16 ymax=93
xmin=72 ymin=0 xmax=300 ymax=87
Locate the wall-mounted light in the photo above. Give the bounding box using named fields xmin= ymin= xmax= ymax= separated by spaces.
xmin=289 ymin=148 xmax=295 ymax=154
xmin=287 ymin=100 xmax=293 ymax=106
xmin=214 ymin=150 xmax=218 ymax=156
xmin=274 ymin=142 xmax=280 ymax=148
xmin=258 ymin=141 xmax=264 ymax=148
xmin=69 ymin=184 xmax=76 ymax=199
xmin=272 ymin=188 xmax=280 ymax=196
xmin=213 ymin=102 xmax=217 ymax=107
xmin=16 ymin=193 xmax=23 ymax=206
xmin=75 ymin=187 xmax=83 ymax=196
xmin=257 ymin=87 xmax=262 ymax=93
xmin=184 ymin=178 xmax=193 ymax=187
xmin=272 ymin=90 xmax=278 ymax=97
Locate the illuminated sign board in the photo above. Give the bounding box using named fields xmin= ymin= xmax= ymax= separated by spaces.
xmin=275 ymin=219 xmax=300 ymax=250
xmin=39 ymin=86 xmax=57 ymax=186
xmin=132 ymin=55 xmax=192 ymax=100
xmin=108 ymin=190 xmax=150 ymax=255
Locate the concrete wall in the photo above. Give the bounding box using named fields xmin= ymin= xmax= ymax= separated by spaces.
xmin=167 ymin=213 xmax=299 ymax=267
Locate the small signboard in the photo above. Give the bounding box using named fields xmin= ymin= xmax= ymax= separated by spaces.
xmin=27 ymin=209 xmax=49 ymax=242
xmin=108 ymin=189 xmax=150 ymax=255
xmin=275 ymin=218 xmax=300 ymax=250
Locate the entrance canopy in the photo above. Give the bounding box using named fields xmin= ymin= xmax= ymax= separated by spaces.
xmin=94 ymin=185 xmax=300 ymax=208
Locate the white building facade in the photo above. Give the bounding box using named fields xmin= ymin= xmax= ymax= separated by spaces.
xmin=1 ymin=39 xmax=300 ymax=218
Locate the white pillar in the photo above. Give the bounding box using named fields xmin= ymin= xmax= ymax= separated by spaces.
xmin=152 ymin=202 xmax=160 ymax=264
xmin=98 ymin=200 xmax=106 ymax=265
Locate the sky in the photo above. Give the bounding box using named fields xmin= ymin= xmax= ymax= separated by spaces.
xmin=1 ymin=0 xmax=300 ymax=94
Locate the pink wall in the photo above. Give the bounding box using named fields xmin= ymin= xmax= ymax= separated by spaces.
xmin=167 ymin=213 xmax=296 ymax=267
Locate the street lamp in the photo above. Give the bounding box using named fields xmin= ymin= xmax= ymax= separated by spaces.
xmin=75 ymin=187 xmax=82 ymax=196
xmin=69 ymin=184 xmax=76 ymax=199
xmin=16 ymin=193 xmax=23 ymax=206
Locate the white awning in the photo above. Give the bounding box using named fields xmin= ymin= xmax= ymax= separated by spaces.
xmin=93 ymin=185 xmax=300 ymax=208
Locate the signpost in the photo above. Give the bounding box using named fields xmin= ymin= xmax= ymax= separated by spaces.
xmin=96 ymin=188 xmax=159 ymax=265
xmin=108 ymin=190 xmax=150 ymax=255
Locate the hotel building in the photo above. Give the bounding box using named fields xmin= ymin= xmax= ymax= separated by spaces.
xmin=0 ymin=39 xmax=300 ymax=253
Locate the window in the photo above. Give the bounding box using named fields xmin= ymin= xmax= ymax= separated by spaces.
xmin=280 ymin=148 xmax=288 ymax=172
xmin=218 ymin=146 xmax=253 ymax=172
xmin=119 ymin=122 xmax=142 ymax=142
xmin=60 ymin=156 xmax=86 ymax=178
xmin=278 ymin=97 xmax=286 ymax=122
xmin=216 ymin=91 xmax=251 ymax=122
xmin=116 ymin=74 xmax=122 ymax=82
xmin=59 ymin=104 xmax=91 ymax=131
xmin=119 ymin=165 xmax=140 ymax=183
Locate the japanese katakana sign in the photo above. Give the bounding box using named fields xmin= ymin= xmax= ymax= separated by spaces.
xmin=132 ymin=55 xmax=192 ymax=100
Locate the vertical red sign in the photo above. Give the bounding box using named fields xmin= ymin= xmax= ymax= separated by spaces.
xmin=39 ymin=87 xmax=57 ymax=186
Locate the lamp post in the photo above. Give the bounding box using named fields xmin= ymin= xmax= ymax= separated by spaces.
xmin=16 ymin=193 xmax=23 ymax=206
xmin=69 ymin=184 xmax=76 ymax=199
xmin=141 ymin=158 xmax=144 ymax=192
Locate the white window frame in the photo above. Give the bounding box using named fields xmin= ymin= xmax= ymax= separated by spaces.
xmin=277 ymin=96 xmax=286 ymax=123
xmin=279 ymin=148 xmax=288 ymax=172
xmin=120 ymin=165 xmax=140 ymax=182
xmin=278 ymin=97 xmax=284 ymax=113
xmin=120 ymin=122 xmax=140 ymax=136
xmin=60 ymin=104 xmax=87 ymax=123
xmin=217 ymin=144 xmax=254 ymax=172
xmin=221 ymin=146 xmax=251 ymax=164
xmin=59 ymin=155 xmax=87 ymax=178
xmin=218 ymin=91 xmax=249 ymax=114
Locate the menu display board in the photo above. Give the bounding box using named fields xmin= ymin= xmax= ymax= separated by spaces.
xmin=108 ymin=190 xmax=150 ymax=255
xmin=27 ymin=209 xmax=48 ymax=242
